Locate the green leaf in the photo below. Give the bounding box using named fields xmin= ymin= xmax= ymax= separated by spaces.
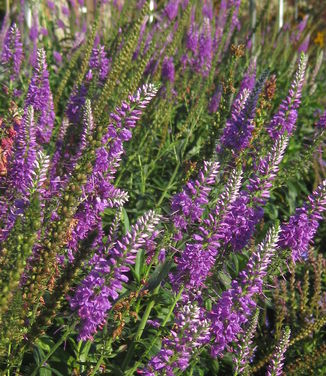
xmin=145 ymin=260 xmax=173 ymax=292
xmin=121 ymin=208 xmax=130 ymax=235
xmin=36 ymin=337 xmax=55 ymax=354
xmin=217 ymin=271 xmax=231 ymax=289
xmin=39 ymin=367 xmax=52 ymax=376
xmin=40 ymin=366 xmax=64 ymax=376
xmin=134 ymin=248 xmax=145 ymax=282
xmin=79 ymin=341 xmax=92 ymax=363
xmin=33 ymin=346 xmax=45 ymax=366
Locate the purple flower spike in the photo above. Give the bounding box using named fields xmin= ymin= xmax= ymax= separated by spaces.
xmin=238 ymin=58 xmax=257 ymax=97
xmin=316 ymin=110 xmax=326 ymax=129
xmin=53 ymin=51 xmax=62 ymax=65
xmin=202 ymin=0 xmax=213 ymax=19
xmin=210 ymin=225 xmax=279 ymax=357
xmin=29 ymin=151 xmax=50 ymax=196
xmin=170 ymin=168 xmax=242 ymax=290
xmin=220 ymin=71 xmax=268 ymax=153
xmin=89 ymin=44 xmax=110 ymax=81
xmin=162 ymin=56 xmax=175 ymax=83
xmin=25 ymin=48 xmax=55 ymax=144
xmin=197 ymin=18 xmax=212 ymax=76
xmin=247 ymin=135 xmax=288 ymax=205
xmin=267 ymin=53 xmax=307 ymax=140
xmin=171 ymin=161 xmax=220 ymax=237
xmin=70 ymin=211 xmax=161 ymax=341
xmin=278 ymin=180 xmax=326 ymax=262
xmin=1 ymin=23 xmax=23 ymax=79
xmin=165 ymin=0 xmax=180 ymax=21
xmin=208 ymin=86 xmax=222 ymax=113
xmin=67 ymin=85 xmax=158 ymax=255
xmin=0 ymin=107 xmax=40 ymax=241
xmin=7 ymin=106 xmax=37 ymax=196
xmin=143 ymin=300 xmax=210 ymax=375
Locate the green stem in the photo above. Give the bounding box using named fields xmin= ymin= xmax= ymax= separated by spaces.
xmin=136 ymin=285 xmax=161 ymax=341
xmin=7 ymin=343 xmax=11 ymax=376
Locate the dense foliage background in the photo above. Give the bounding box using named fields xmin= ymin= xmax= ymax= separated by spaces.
xmin=0 ymin=0 xmax=326 ymax=375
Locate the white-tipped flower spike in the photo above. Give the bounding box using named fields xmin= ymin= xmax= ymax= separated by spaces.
xmin=216 ymin=166 xmax=243 ymax=214
xmin=29 ymin=151 xmax=50 ymax=195
xmin=266 ymin=327 xmax=291 ymax=376
xmin=248 ymin=135 xmax=288 ymax=204
xmin=80 ymin=98 xmax=95 ymax=150
xmin=234 ymin=308 xmax=259 ymax=376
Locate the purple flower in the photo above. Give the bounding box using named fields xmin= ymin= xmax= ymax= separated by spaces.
xmin=57 ymin=19 xmax=65 ymax=30
xmin=6 ymin=106 xmax=37 ymax=196
xmin=186 ymin=17 xmax=199 ymax=54
xmin=0 ymin=108 xmax=48 ymax=241
xmin=25 ymin=49 xmax=55 ymax=144
xmin=47 ymin=0 xmax=55 ymax=10
xmin=162 ymin=57 xmax=175 ymax=83
xmin=69 ymin=271 xmax=113 ymax=340
xmin=165 ymin=0 xmax=180 ymax=21
xmin=62 ymin=5 xmax=70 ymax=16
xmin=316 ymin=110 xmax=326 ymax=129
xmin=53 ymin=51 xmax=62 ymax=64
xmin=89 ymin=44 xmax=110 ymax=81
xmin=158 ymin=248 xmax=166 ymax=263
xmin=197 ymin=18 xmax=212 ymax=76
xmin=66 ymin=84 xmax=88 ymax=124
xmin=219 ymin=192 xmax=263 ymax=251
xmin=170 ymin=168 xmax=242 ymax=291
xmin=238 ymin=58 xmax=257 ymax=96
xmin=247 ymin=135 xmax=288 ymax=205
xmin=208 ymin=86 xmax=222 ymax=113
xmin=213 ymin=0 xmax=228 ymax=50
xmin=202 ymin=0 xmax=213 ymax=19
xmin=267 ymin=54 xmax=307 ymax=139
xmin=298 ymin=34 xmax=310 ymax=53
xmin=1 ymin=23 xmax=23 ymax=78
xmin=290 ymin=15 xmax=308 ymax=43
xmin=278 ymin=180 xmax=326 ymax=262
